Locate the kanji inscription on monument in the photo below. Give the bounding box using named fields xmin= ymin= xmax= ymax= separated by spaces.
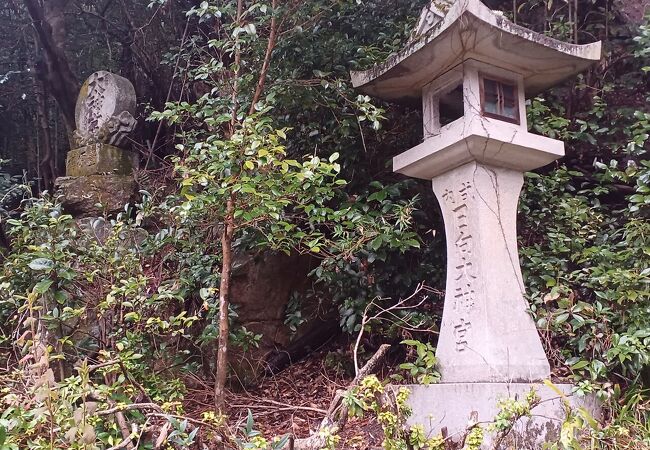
xmin=74 ymin=71 xmax=137 ymax=147
xmin=442 ymin=180 xmax=477 ymax=352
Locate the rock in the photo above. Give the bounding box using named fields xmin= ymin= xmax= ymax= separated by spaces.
xmin=264 ymin=315 xmax=340 ymax=375
xmin=227 ymin=252 xmax=315 ymax=382
xmin=55 ymin=175 xmax=137 ymax=217
xmin=410 ymin=0 xmax=453 ymax=40
xmin=66 ymin=143 xmax=138 ymax=177
xmin=615 ymin=0 xmax=650 ymax=24
xmin=432 ymin=162 xmax=550 ymax=383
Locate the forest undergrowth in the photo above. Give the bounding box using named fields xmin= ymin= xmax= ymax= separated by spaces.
xmin=0 ymin=0 xmax=649 ymax=448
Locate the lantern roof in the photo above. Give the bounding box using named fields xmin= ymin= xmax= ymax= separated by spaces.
xmin=350 ymin=0 xmax=601 ymax=102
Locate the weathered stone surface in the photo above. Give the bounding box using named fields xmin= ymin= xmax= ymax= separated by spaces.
xmin=54 ymin=174 xmax=137 ymax=217
xmin=615 ymin=0 xmax=650 ymax=24
xmin=58 ymin=71 xmax=139 ymax=216
xmin=410 ymin=0 xmax=453 ymax=40
xmin=395 ymin=59 xmax=564 ymax=180
xmin=73 ymin=71 xmax=137 ymax=148
xmin=227 ymin=252 xmax=315 ymax=381
xmin=431 ymin=161 xmax=550 ymax=382
xmin=395 ymin=117 xmax=564 ymax=179
xmin=404 ymin=383 xmax=599 ymax=449
xmin=66 ymin=143 xmax=138 ymax=177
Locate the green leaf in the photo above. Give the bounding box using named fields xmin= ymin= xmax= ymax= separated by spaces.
xmin=34 ymin=279 xmax=54 ymax=294
xmin=367 ymin=191 xmax=387 ymax=202
xmin=570 ymin=360 xmax=589 ymax=370
xmin=124 ymin=312 xmax=140 ymax=322
xmin=273 ymin=434 xmax=290 ymax=450
xmin=543 ymin=380 xmax=566 ymax=399
xmin=554 ymin=312 xmax=570 ymax=325
xmin=404 ymin=239 xmax=420 ymax=248
xmin=29 ymin=258 xmax=54 ymax=271
xmin=54 ymin=291 xmax=70 ymax=304
xmin=370 ymin=236 xmax=383 ymax=251
xmin=245 ymin=409 xmax=254 ymax=434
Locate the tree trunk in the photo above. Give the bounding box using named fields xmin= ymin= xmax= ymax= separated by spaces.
xmin=215 ymin=0 xmax=243 ymax=412
xmin=23 ymin=0 xmax=78 ymax=139
xmin=214 ymin=195 xmax=235 ymax=413
xmin=34 ymin=60 xmax=56 ymax=190
xmin=248 ymin=0 xmax=279 ymax=115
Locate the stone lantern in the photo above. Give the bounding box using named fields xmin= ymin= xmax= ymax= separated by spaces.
xmin=351 ymin=0 xmax=601 ymax=446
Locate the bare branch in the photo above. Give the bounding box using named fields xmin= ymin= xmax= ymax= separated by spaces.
xmin=248 ymin=0 xmax=279 ymax=115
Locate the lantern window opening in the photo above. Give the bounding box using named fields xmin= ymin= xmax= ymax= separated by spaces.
xmin=422 ymin=69 xmax=465 ymax=139
xmin=439 ymin=83 xmax=464 ymax=128
xmin=479 ymin=73 xmax=519 ymax=124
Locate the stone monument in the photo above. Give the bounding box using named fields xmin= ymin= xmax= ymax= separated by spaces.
xmin=55 ymin=71 xmax=138 ymax=216
xmin=351 ymin=0 xmax=601 ymax=447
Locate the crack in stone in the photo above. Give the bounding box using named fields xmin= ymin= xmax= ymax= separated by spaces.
xmin=471 ymin=164 xmax=526 ymax=294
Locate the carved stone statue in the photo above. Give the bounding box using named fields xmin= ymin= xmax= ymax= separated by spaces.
xmin=56 ymin=71 xmax=139 ymax=217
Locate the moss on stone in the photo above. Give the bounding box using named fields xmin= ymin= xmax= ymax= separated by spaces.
xmin=66 ymin=143 xmax=138 ymax=176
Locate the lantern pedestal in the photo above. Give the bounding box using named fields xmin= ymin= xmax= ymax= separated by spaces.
xmin=404 ymin=383 xmax=599 ymax=449
xmin=430 ymin=161 xmax=550 ymax=383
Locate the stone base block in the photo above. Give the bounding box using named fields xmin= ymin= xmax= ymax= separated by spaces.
xmin=66 ymin=143 xmax=138 ymax=177
xmin=54 ymin=175 xmax=137 ymax=218
xmin=403 ymin=383 xmax=599 ymax=449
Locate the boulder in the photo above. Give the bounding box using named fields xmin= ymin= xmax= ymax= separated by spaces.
xmin=227 ymin=252 xmax=316 ymax=382
xmin=615 ymin=0 xmax=650 ymax=23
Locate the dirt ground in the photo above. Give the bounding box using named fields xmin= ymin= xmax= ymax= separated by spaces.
xmin=183 ymin=346 xmax=386 ymax=449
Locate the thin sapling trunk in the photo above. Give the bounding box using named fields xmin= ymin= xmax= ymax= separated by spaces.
xmin=214 ymin=195 xmax=235 ymax=413
xmin=214 ymin=0 xmax=243 ymax=413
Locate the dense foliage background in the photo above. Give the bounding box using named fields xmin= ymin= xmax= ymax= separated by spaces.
xmin=0 ymin=0 xmax=648 ymax=448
